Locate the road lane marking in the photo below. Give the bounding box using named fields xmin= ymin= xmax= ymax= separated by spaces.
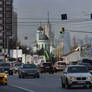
xmin=9 ymin=85 xmax=35 ymax=92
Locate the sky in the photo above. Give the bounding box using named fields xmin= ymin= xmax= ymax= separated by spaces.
xmin=13 ymin=0 xmax=92 ymax=46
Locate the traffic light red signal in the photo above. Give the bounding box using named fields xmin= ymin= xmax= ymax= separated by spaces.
xmin=59 ymin=26 xmax=65 ymax=34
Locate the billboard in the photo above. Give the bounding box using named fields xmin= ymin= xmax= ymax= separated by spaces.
xmin=10 ymin=49 xmax=22 ymax=58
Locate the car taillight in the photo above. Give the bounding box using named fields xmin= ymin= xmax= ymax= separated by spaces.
xmin=41 ymin=65 xmax=45 ymax=68
xmin=90 ymin=67 xmax=92 ymax=70
xmin=51 ymin=65 xmax=53 ymax=68
xmin=56 ymin=65 xmax=59 ymax=68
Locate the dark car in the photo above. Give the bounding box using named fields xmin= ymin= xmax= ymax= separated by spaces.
xmin=78 ymin=63 xmax=92 ymax=70
xmin=18 ymin=64 xmax=40 ymax=78
xmin=40 ymin=62 xmax=54 ymax=73
xmin=0 ymin=62 xmax=13 ymax=75
xmin=82 ymin=59 xmax=92 ymax=65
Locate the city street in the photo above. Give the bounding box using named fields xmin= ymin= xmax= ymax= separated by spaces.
xmin=0 ymin=85 xmax=25 ymax=92
xmin=0 ymin=0 xmax=92 ymax=92
xmin=1 ymin=73 xmax=92 ymax=92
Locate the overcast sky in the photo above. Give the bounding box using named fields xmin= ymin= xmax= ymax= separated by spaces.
xmin=14 ymin=0 xmax=92 ymax=46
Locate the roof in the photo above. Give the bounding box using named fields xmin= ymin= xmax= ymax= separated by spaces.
xmin=37 ymin=26 xmax=43 ymax=31
xmin=39 ymin=34 xmax=49 ymax=40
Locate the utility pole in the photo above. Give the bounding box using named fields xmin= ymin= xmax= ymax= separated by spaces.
xmin=59 ymin=26 xmax=65 ymax=55
xmin=3 ymin=0 xmax=6 ymax=54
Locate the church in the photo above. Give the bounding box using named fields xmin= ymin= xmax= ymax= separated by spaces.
xmin=32 ymin=21 xmax=55 ymax=56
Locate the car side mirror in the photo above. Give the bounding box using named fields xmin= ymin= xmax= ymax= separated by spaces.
xmin=90 ymin=71 xmax=92 ymax=74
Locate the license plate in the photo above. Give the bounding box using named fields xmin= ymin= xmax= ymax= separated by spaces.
xmin=46 ymin=67 xmax=49 ymax=68
xmin=78 ymin=81 xmax=85 ymax=83
xmin=28 ymin=73 xmax=34 ymax=75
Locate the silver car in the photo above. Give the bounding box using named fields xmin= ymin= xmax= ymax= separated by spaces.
xmin=18 ymin=64 xmax=40 ymax=78
xmin=61 ymin=65 xmax=92 ymax=88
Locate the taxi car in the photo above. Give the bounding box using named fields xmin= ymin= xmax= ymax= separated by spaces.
xmin=0 ymin=68 xmax=8 ymax=85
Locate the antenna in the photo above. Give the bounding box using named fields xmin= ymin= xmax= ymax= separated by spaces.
xmin=47 ymin=11 xmax=50 ymax=23
xmin=40 ymin=21 xmax=42 ymax=26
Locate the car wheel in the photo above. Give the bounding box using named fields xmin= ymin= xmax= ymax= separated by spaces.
xmin=19 ymin=75 xmax=21 ymax=78
xmin=89 ymin=85 xmax=92 ymax=88
xmin=21 ymin=75 xmax=25 ymax=78
xmin=61 ymin=80 xmax=65 ymax=88
xmin=65 ymin=80 xmax=71 ymax=89
xmin=33 ymin=75 xmax=36 ymax=78
xmin=55 ymin=69 xmax=57 ymax=73
xmin=4 ymin=83 xmax=7 ymax=86
xmin=37 ymin=74 xmax=40 ymax=78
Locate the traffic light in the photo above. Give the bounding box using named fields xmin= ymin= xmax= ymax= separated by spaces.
xmin=61 ymin=14 xmax=67 ymax=20
xmin=90 ymin=13 xmax=92 ymax=19
xmin=59 ymin=26 xmax=65 ymax=34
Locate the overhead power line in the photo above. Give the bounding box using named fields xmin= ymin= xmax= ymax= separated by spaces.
xmin=15 ymin=19 xmax=92 ymax=24
xmin=67 ymin=30 xmax=92 ymax=33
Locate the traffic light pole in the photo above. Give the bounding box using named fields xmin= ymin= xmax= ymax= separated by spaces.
xmin=3 ymin=0 xmax=6 ymax=54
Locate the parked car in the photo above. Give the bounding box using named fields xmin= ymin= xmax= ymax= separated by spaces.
xmin=54 ymin=61 xmax=66 ymax=72
xmin=61 ymin=65 xmax=92 ymax=88
xmin=40 ymin=62 xmax=54 ymax=73
xmin=82 ymin=59 xmax=92 ymax=65
xmin=0 ymin=68 xmax=8 ymax=85
xmin=18 ymin=64 xmax=40 ymax=78
xmin=0 ymin=62 xmax=13 ymax=75
xmin=77 ymin=63 xmax=92 ymax=70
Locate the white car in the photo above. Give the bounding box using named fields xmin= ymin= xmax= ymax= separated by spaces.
xmin=54 ymin=61 xmax=66 ymax=71
xmin=61 ymin=65 xmax=92 ymax=88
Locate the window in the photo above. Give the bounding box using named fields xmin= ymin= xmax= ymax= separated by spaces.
xmin=5 ymin=19 xmax=12 ymax=24
xmin=0 ymin=7 xmax=3 ymax=12
xmin=23 ymin=64 xmax=37 ymax=68
xmin=68 ymin=66 xmax=89 ymax=73
xmin=5 ymin=0 xmax=12 ymax=6
xmin=0 ymin=14 xmax=3 ymax=18
xmin=5 ymin=13 xmax=12 ymax=18
xmin=5 ymin=25 xmax=12 ymax=30
xmin=0 ymin=19 xmax=3 ymax=24
xmin=0 ymin=25 xmax=3 ymax=30
xmin=5 ymin=7 xmax=12 ymax=12
xmin=0 ymin=40 xmax=3 ymax=43
xmin=0 ymin=32 xmax=3 ymax=36
xmin=0 ymin=1 xmax=3 ymax=5
xmin=0 ymin=68 xmax=4 ymax=73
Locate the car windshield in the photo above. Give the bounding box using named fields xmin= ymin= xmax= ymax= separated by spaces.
xmin=0 ymin=68 xmax=4 ymax=73
xmin=79 ymin=63 xmax=91 ymax=67
xmin=58 ymin=62 xmax=66 ymax=65
xmin=82 ymin=59 xmax=92 ymax=65
xmin=15 ymin=64 xmax=21 ymax=66
xmin=68 ymin=66 xmax=89 ymax=73
xmin=43 ymin=63 xmax=51 ymax=66
xmin=0 ymin=63 xmax=10 ymax=67
xmin=23 ymin=64 xmax=37 ymax=68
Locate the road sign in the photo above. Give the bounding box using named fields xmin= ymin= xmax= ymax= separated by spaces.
xmin=89 ymin=48 xmax=92 ymax=57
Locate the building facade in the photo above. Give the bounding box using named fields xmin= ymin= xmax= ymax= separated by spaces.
xmin=0 ymin=0 xmax=17 ymax=52
xmin=10 ymin=10 xmax=17 ymax=49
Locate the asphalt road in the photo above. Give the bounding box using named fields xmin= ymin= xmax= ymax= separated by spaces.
xmin=1 ymin=73 xmax=92 ymax=92
xmin=0 ymin=85 xmax=26 ymax=92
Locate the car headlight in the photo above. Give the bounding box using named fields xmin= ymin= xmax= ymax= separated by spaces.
xmin=4 ymin=75 xmax=7 ymax=78
xmin=67 ymin=76 xmax=75 ymax=80
xmin=88 ymin=77 xmax=92 ymax=80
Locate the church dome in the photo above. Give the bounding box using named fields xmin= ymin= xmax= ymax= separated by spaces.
xmin=37 ymin=26 xmax=43 ymax=31
xmin=39 ymin=34 xmax=49 ymax=40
